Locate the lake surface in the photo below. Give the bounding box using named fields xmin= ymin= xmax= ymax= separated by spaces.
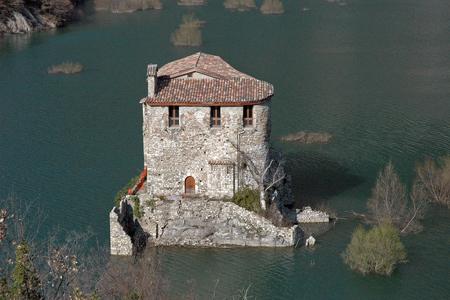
xmin=2 ymin=0 xmax=450 ymax=298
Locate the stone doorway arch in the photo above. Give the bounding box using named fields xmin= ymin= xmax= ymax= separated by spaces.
xmin=185 ymin=176 xmax=195 ymax=194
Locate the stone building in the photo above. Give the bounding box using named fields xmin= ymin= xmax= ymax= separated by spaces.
xmin=141 ymin=52 xmax=281 ymax=199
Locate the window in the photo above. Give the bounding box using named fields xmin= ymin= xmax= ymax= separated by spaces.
xmin=243 ymin=105 xmax=253 ymax=127
xmin=211 ymin=106 xmax=221 ymax=127
xmin=187 ymin=73 xmax=193 ymax=78
xmin=169 ymin=106 xmax=179 ymax=127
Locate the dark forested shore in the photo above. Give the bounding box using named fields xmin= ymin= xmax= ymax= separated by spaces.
xmin=0 ymin=0 xmax=85 ymax=35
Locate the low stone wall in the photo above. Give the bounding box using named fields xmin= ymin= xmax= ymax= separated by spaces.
xmin=110 ymin=195 xmax=303 ymax=255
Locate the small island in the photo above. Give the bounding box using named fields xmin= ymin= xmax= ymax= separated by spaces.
xmin=110 ymin=53 xmax=330 ymax=255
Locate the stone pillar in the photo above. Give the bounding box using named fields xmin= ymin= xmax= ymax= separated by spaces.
xmin=110 ymin=208 xmax=133 ymax=255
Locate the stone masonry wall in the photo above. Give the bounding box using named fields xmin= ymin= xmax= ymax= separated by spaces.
xmin=110 ymin=195 xmax=303 ymax=255
xmin=142 ymin=100 xmax=272 ymax=198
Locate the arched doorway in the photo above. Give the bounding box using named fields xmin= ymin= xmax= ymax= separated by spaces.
xmin=185 ymin=176 xmax=195 ymax=194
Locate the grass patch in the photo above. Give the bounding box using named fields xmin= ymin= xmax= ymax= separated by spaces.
xmin=48 ymin=62 xmax=83 ymax=74
xmin=171 ymin=14 xmax=203 ymax=47
xmin=341 ymin=221 xmax=407 ymax=275
xmin=132 ymin=196 xmax=145 ymax=218
xmin=232 ymin=188 xmax=260 ymax=213
xmin=260 ymin=0 xmax=284 ymax=14
xmin=114 ymin=176 xmax=140 ymax=208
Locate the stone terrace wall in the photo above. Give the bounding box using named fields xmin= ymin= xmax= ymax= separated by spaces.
xmin=110 ymin=195 xmax=303 ymax=254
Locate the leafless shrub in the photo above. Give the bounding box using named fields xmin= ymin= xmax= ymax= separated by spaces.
xmin=0 ymin=194 xmax=106 ymax=299
xmin=93 ymin=0 xmax=110 ymax=10
xmin=224 ymin=0 xmax=255 ymax=11
xmin=48 ymin=61 xmax=83 ymax=74
xmin=415 ymin=156 xmax=450 ymax=207
xmin=279 ymin=131 xmax=331 ymax=145
xmin=110 ymin=0 xmax=162 ymax=13
xmin=314 ymin=201 xmax=337 ymax=220
xmin=171 ymin=14 xmax=203 ymax=47
xmin=99 ymin=249 xmax=169 ymax=299
xmin=178 ymin=0 xmax=206 ymax=6
xmin=367 ymin=162 xmax=430 ymax=234
xmin=260 ymin=0 xmax=284 ymax=14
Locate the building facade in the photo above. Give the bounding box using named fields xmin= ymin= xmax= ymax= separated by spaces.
xmin=141 ymin=52 xmax=275 ymax=198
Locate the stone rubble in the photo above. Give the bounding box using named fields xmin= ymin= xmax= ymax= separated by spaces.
xmin=296 ymin=206 xmax=329 ymax=223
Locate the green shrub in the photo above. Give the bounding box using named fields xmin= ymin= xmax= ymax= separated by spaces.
xmin=260 ymin=0 xmax=284 ymax=14
xmin=12 ymin=240 xmax=41 ymax=299
xmin=171 ymin=14 xmax=203 ymax=46
xmin=132 ymin=196 xmax=144 ymax=218
xmin=341 ymin=221 xmax=407 ymax=275
xmin=48 ymin=61 xmax=83 ymax=74
xmin=114 ymin=176 xmax=140 ymax=208
xmin=232 ymin=188 xmax=260 ymax=213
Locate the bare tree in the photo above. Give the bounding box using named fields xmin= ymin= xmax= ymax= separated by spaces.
xmin=99 ymin=249 xmax=169 ymax=299
xmin=229 ymin=142 xmax=286 ymax=210
xmin=367 ymin=162 xmax=429 ymax=234
xmin=0 ymin=194 xmax=105 ymax=299
xmin=415 ymin=156 xmax=450 ymax=206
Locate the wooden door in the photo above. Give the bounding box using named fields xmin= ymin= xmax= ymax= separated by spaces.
xmin=185 ymin=176 xmax=195 ymax=194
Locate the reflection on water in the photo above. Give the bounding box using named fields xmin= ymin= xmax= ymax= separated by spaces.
xmin=1 ymin=0 xmax=450 ymax=298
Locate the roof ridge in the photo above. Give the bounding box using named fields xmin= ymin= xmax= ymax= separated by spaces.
xmin=194 ymin=52 xmax=202 ymax=68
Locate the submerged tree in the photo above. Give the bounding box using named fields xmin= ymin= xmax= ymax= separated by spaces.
xmin=415 ymin=155 xmax=450 ymax=207
xmin=170 ymin=13 xmax=203 ymax=47
xmin=260 ymin=0 xmax=284 ymax=14
xmin=342 ymin=221 xmax=407 ymax=275
xmin=367 ymin=162 xmax=429 ymax=234
xmin=224 ymin=0 xmax=255 ymax=11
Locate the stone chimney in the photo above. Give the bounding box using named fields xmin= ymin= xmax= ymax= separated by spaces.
xmin=147 ymin=64 xmax=158 ymax=97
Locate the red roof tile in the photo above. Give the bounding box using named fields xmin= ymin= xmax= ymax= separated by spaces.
xmin=157 ymin=52 xmax=254 ymax=79
xmin=144 ymin=78 xmax=274 ymax=106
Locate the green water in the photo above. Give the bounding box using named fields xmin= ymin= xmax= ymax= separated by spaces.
xmin=1 ymin=0 xmax=450 ymax=298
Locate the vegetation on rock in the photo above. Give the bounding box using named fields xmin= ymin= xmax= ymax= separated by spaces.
xmin=232 ymin=188 xmax=261 ymax=213
xmin=171 ymin=13 xmax=203 ymax=47
xmin=260 ymin=0 xmax=284 ymax=14
xmin=48 ymin=61 xmax=83 ymax=74
xmin=342 ymin=221 xmax=407 ymax=275
xmin=224 ymin=0 xmax=255 ymax=11
xmin=114 ymin=175 xmax=140 ymax=208
xmin=132 ymin=196 xmax=144 ymax=218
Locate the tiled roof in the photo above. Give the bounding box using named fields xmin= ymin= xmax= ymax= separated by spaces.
xmin=143 ymin=78 xmax=273 ymax=105
xmin=157 ymin=52 xmax=254 ymax=79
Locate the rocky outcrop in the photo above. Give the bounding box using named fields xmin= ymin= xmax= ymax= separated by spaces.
xmin=0 ymin=3 xmax=78 ymax=36
xmin=296 ymin=206 xmax=330 ymax=223
xmin=110 ymin=195 xmax=303 ymax=255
